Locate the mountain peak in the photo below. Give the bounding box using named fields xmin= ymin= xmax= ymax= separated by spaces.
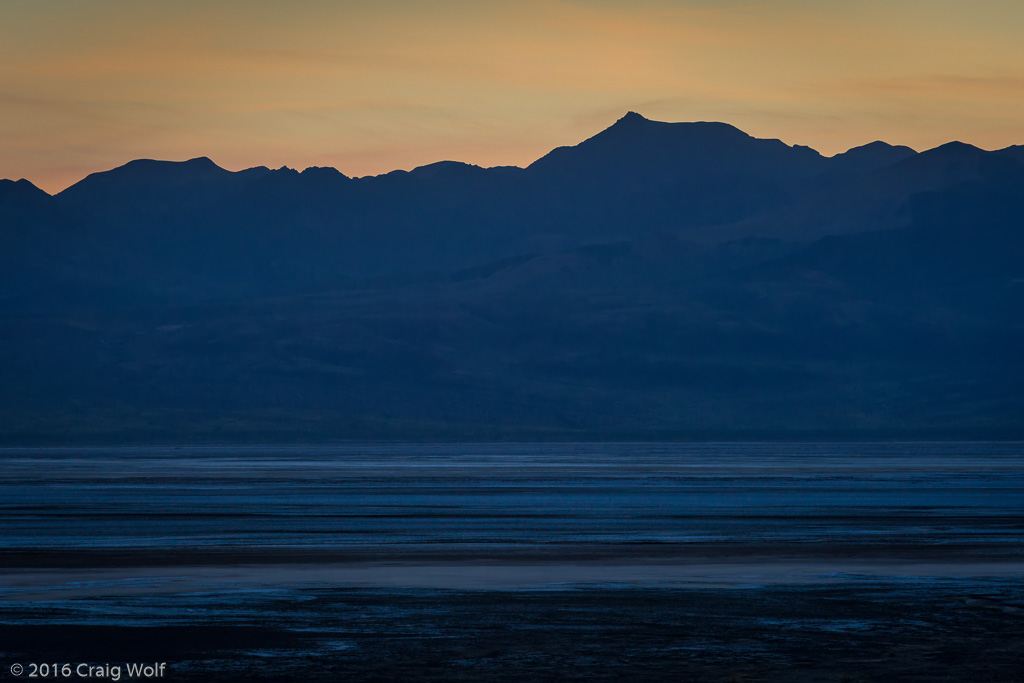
xmin=828 ymin=140 xmax=917 ymax=176
xmin=927 ymin=141 xmax=984 ymax=156
xmin=838 ymin=140 xmax=911 ymax=155
xmin=0 ymin=178 xmax=51 ymax=209
xmin=0 ymin=177 xmax=49 ymax=196
xmin=116 ymin=156 xmax=225 ymax=173
xmin=300 ymin=166 xmax=346 ymax=178
xmin=183 ymin=156 xmax=219 ymax=168
xmin=409 ymin=160 xmax=481 ymax=179
xmin=616 ymin=111 xmax=648 ymax=125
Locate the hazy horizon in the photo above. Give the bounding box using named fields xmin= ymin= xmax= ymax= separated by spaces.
xmin=14 ymin=109 xmax=1024 ymax=195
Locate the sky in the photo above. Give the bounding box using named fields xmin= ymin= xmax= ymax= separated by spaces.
xmin=2 ymin=0 xmax=1023 ymax=193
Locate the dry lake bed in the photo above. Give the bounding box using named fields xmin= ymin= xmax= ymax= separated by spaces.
xmin=2 ymin=443 xmax=1022 ymax=681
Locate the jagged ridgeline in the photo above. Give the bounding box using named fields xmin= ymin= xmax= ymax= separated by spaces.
xmin=2 ymin=113 xmax=1022 ymax=442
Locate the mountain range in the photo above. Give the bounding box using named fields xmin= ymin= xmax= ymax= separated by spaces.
xmin=1 ymin=112 xmax=1021 ymax=443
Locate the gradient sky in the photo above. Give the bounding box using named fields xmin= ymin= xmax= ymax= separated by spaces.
xmin=3 ymin=0 xmax=1023 ymax=193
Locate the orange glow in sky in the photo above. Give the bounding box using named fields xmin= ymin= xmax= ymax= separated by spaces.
xmin=3 ymin=0 xmax=1023 ymax=193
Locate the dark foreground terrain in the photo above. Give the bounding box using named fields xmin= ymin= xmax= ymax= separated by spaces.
xmin=3 ymin=582 xmax=1024 ymax=682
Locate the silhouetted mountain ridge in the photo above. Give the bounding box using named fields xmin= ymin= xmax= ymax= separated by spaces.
xmin=1 ymin=113 xmax=1021 ymax=442
xmin=0 ymin=177 xmax=49 ymax=201
xmin=54 ymin=157 xmax=273 ymax=217
xmin=820 ymin=141 xmax=917 ymax=184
